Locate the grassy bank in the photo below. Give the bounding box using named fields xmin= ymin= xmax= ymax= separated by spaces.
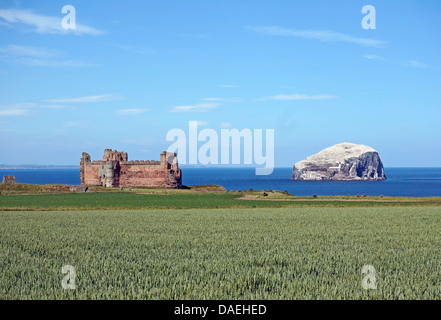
xmin=1 ymin=183 xmax=441 ymax=210
xmin=2 ymin=191 xmax=441 ymax=210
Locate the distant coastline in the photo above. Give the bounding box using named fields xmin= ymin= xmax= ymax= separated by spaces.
xmin=0 ymin=165 xmax=79 ymax=170
xmin=1 ymin=165 xmax=440 ymax=170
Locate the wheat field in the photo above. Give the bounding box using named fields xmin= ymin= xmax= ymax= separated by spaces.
xmin=1 ymin=207 xmax=441 ymax=299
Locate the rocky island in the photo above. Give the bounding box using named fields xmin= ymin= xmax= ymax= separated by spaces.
xmin=292 ymin=143 xmax=386 ymax=181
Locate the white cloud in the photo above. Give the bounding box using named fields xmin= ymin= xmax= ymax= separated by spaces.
xmin=14 ymin=57 xmax=93 ymax=67
xmin=0 ymin=44 xmax=94 ymax=67
xmin=116 ymin=108 xmax=146 ymax=116
xmin=0 ymin=9 xmax=102 ymax=35
xmin=248 ymin=26 xmax=387 ymax=48
xmin=0 ymin=44 xmax=61 ymax=58
xmin=220 ymin=122 xmax=232 ymax=128
xmin=46 ymin=94 xmax=125 ymax=103
xmin=362 ymin=55 xmax=430 ymax=68
xmin=0 ymin=102 xmax=71 ymax=117
xmin=0 ymin=94 xmax=125 ymax=118
xmin=221 ymin=84 xmax=237 ymax=88
xmin=0 ymin=109 xmax=30 ymax=116
xmin=406 ymin=60 xmax=430 ymax=68
xmin=0 ymin=102 xmax=67 ymax=111
xmin=362 ymin=54 xmax=385 ymax=60
xmin=268 ymin=93 xmax=338 ymax=101
xmin=170 ymin=103 xmax=220 ymax=113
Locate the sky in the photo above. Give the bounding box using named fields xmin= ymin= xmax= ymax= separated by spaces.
xmin=0 ymin=0 xmax=440 ymax=167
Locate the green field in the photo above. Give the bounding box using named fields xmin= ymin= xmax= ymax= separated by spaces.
xmin=2 ymin=190 xmax=441 ymax=210
xmin=1 ymin=207 xmax=441 ymax=299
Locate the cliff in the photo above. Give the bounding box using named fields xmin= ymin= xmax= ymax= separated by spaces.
xmin=292 ymin=143 xmax=386 ymax=181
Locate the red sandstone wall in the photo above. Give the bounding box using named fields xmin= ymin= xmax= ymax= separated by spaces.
xmin=119 ymin=164 xmax=168 ymax=187
xmin=83 ymin=164 xmax=100 ymax=185
xmin=81 ymin=150 xmax=181 ymax=188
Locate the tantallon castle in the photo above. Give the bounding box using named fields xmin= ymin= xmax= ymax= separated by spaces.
xmin=80 ymin=149 xmax=182 ymax=188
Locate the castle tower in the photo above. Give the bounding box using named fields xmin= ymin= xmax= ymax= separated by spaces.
xmin=80 ymin=152 xmax=91 ymax=185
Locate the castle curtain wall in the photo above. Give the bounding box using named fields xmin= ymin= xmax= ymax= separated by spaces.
xmin=82 ymin=163 xmax=100 ymax=186
xmin=119 ymin=164 xmax=170 ymax=187
xmin=80 ymin=150 xmax=181 ymax=188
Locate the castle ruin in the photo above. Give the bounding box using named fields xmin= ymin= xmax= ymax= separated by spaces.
xmin=2 ymin=175 xmax=16 ymax=184
xmin=80 ymin=149 xmax=182 ymax=188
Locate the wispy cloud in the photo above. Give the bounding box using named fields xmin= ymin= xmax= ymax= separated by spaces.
xmin=221 ymin=84 xmax=237 ymax=88
xmin=248 ymin=26 xmax=387 ymax=48
xmin=267 ymin=93 xmax=338 ymax=101
xmin=46 ymin=94 xmax=125 ymax=104
xmin=0 ymin=44 xmax=95 ymax=67
xmin=362 ymin=54 xmax=385 ymax=61
xmin=170 ymin=103 xmax=220 ymax=113
xmin=362 ymin=54 xmax=431 ymax=68
xmin=0 ymin=94 xmax=125 ymax=118
xmin=0 ymin=9 xmax=102 ymax=35
xmin=116 ymin=108 xmax=147 ymax=116
xmin=405 ymin=60 xmax=430 ymax=68
xmin=0 ymin=102 xmax=70 ymax=117
xmin=0 ymin=102 xmax=66 ymax=110
xmin=0 ymin=109 xmax=30 ymax=117
xmin=15 ymin=58 xmax=93 ymax=67
xmin=0 ymin=44 xmax=61 ymax=58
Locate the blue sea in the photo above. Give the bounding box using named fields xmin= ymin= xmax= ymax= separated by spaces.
xmin=1 ymin=167 xmax=441 ymax=197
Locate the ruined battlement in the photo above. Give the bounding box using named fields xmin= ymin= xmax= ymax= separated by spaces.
xmin=120 ymin=160 xmax=161 ymax=165
xmin=80 ymin=149 xmax=181 ymax=188
xmin=2 ymin=175 xmax=16 ymax=184
xmin=103 ymin=149 xmax=128 ymax=162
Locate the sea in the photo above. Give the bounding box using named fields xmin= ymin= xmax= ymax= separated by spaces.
xmin=1 ymin=167 xmax=441 ymax=197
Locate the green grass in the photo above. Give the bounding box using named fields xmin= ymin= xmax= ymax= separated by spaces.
xmin=1 ymin=207 xmax=441 ymax=299
xmin=1 ymin=192 xmax=441 ymax=210
xmin=0 ymin=192 xmax=236 ymax=210
xmin=1 ymin=183 xmax=441 ymax=210
xmin=0 ymin=183 xmax=226 ymax=195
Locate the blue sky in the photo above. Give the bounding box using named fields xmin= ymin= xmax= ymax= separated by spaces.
xmin=0 ymin=0 xmax=440 ymax=166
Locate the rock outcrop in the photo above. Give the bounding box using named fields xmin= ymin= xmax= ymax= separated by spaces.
xmin=292 ymin=143 xmax=386 ymax=181
xmin=69 ymin=186 xmax=88 ymax=193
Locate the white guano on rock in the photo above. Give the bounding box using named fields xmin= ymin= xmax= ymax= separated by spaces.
xmin=292 ymin=143 xmax=386 ymax=181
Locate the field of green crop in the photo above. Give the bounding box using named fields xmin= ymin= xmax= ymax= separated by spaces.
xmin=1 ymin=207 xmax=441 ymax=299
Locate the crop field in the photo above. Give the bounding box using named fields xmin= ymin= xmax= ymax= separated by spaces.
xmin=1 ymin=207 xmax=441 ymax=299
